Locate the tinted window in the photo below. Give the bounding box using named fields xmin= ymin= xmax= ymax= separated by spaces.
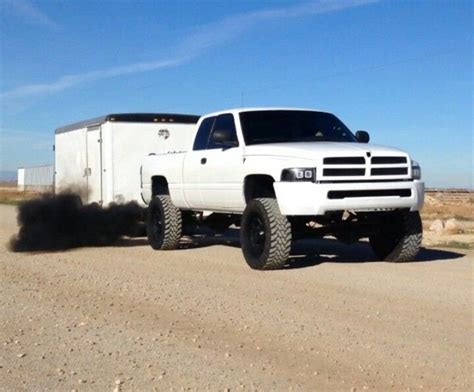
xmin=239 ymin=110 xmax=356 ymax=145
xmin=207 ymin=114 xmax=238 ymax=150
xmin=193 ymin=116 xmax=215 ymax=150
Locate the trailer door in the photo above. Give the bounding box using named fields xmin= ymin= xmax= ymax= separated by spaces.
xmin=86 ymin=126 xmax=102 ymax=204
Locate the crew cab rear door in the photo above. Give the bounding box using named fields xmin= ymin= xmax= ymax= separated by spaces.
xmin=182 ymin=116 xmax=212 ymax=209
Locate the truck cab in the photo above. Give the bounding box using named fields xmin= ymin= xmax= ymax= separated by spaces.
xmin=141 ymin=108 xmax=424 ymax=269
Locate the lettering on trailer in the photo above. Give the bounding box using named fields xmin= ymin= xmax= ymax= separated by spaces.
xmin=158 ymin=129 xmax=170 ymax=139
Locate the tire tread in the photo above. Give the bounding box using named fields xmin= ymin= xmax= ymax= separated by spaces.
xmin=371 ymin=211 xmax=422 ymax=262
xmin=242 ymin=198 xmax=291 ymax=270
xmin=147 ymin=195 xmax=182 ymax=250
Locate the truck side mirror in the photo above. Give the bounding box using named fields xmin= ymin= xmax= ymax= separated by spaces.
xmin=211 ymin=129 xmax=238 ymax=146
xmin=355 ymin=130 xmax=370 ymax=143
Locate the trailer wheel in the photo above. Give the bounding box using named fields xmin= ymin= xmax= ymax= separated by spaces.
xmin=369 ymin=211 xmax=422 ymax=262
xmin=241 ymin=198 xmax=292 ymax=270
xmin=147 ymin=195 xmax=182 ymax=250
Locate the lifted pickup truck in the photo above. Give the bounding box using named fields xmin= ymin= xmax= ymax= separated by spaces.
xmin=141 ymin=108 xmax=424 ymax=269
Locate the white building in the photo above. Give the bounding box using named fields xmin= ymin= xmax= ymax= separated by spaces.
xmin=17 ymin=165 xmax=54 ymax=192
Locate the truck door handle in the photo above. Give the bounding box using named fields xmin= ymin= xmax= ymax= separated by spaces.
xmin=201 ymin=158 xmax=207 ymax=164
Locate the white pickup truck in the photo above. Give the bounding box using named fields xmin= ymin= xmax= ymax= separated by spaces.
xmin=141 ymin=108 xmax=424 ymax=269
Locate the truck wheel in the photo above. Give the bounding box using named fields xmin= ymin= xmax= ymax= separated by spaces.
xmin=241 ymin=198 xmax=292 ymax=270
xmin=147 ymin=195 xmax=182 ymax=250
xmin=369 ymin=211 xmax=422 ymax=262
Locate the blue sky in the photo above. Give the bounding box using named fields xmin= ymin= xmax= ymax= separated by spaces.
xmin=0 ymin=0 xmax=472 ymax=188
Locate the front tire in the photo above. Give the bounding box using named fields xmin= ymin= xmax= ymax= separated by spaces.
xmin=369 ymin=211 xmax=422 ymax=262
xmin=241 ymin=198 xmax=292 ymax=270
xmin=147 ymin=195 xmax=182 ymax=250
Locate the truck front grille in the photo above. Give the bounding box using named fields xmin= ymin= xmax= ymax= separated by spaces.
xmin=327 ymin=189 xmax=412 ymax=199
xmin=371 ymin=156 xmax=407 ymax=164
xmin=323 ymin=168 xmax=365 ymax=176
xmin=371 ymin=167 xmax=408 ymax=176
xmin=323 ymin=157 xmax=365 ymax=165
xmin=321 ymin=155 xmax=409 ymax=181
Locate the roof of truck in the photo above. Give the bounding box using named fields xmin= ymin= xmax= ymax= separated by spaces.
xmin=198 ymin=107 xmax=331 ymax=120
xmin=55 ymin=113 xmax=201 ymax=134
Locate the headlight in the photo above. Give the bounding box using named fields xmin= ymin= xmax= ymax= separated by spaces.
xmin=411 ymin=160 xmax=421 ymax=180
xmin=281 ymin=168 xmax=316 ymax=182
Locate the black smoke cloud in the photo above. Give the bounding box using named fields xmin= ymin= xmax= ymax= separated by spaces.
xmin=9 ymin=192 xmax=146 ymax=252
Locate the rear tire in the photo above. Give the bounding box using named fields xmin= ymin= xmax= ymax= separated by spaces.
xmin=370 ymin=211 xmax=422 ymax=262
xmin=147 ymin=195 xmax=182 ymax=250
xmin=241 ymin=198 xmax=292 ymax=270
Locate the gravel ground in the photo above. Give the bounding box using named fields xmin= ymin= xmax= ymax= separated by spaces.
xmin=0 ymin=204 xmax=472 ymax=391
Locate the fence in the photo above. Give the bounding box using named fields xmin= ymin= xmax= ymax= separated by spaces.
xmin=425 ymin=188 xmax=473 ymax=203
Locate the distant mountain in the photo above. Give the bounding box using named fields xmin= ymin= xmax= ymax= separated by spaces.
xmin=0 ymin=170 xmax=17 ymax=182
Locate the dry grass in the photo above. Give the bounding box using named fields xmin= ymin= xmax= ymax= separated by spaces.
xmin=453 ymin=214 xmax=472 ymax=222
xmin=0 ymin=186 xmax=40 ymax=205
xmin=421 ymin=200 xmax=473 ymax=221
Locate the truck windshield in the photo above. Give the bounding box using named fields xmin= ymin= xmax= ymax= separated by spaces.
xmin=239 ymin=110 xmax=357 ymax=145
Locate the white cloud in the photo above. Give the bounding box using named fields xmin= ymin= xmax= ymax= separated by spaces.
xmin=2 ymin=0 xmax=59 ymax=29
xmin=1 ymin=58 xmax=185 ymax=99
xmin=0 ymin=0 xmax=378 ymax=101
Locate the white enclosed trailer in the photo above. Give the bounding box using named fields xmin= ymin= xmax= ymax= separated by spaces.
xmin=55 ymin=113 xmax=200 ymax=205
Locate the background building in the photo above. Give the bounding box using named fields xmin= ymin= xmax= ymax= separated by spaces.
xmin=17 ymin=165 xmax=54 ymax=192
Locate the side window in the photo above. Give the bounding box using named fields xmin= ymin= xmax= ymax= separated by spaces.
xmin=207 ymin=114 xmax=238 ymax=150
xmin=193 ymin=117 xmax=215 ymax=151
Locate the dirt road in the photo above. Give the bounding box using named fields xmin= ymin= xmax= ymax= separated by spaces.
xmin=1 ymin=204 xmax=472 ymax=391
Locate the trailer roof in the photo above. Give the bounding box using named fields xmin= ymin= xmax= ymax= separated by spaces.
xmin=55 ymin=113 xmax=200 ymax=134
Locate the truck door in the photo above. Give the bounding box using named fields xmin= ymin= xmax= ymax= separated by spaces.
xmin=86 ymin=126 xmax=102 ymax=204
xmin=183 ymin=116 xmax=215 ymax=209
xmin=196 ymin=114 xmax=245 ymax=211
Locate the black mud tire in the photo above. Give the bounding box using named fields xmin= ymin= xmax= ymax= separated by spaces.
xmin=146 ymin=195 xmax=182 ymax=250
xmin=370 ymin=211 xmax=422 ymax=262
xmin=241 ymin=198 xmax=292 ymax=270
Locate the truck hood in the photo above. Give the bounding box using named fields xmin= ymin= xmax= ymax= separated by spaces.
xmin=243 ymin=142 xmax=409 ymax=160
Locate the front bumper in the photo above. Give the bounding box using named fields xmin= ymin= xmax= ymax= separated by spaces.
xmin=274 ymin=180 xmax=424 ymax=216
